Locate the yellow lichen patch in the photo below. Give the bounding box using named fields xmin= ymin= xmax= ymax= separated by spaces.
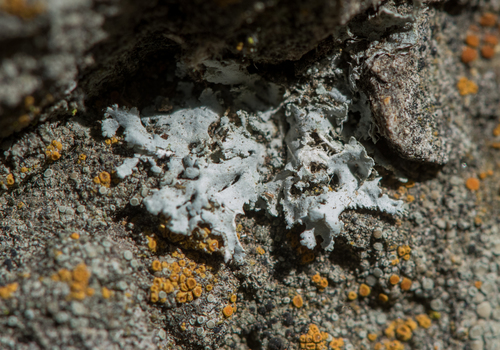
xmin=45 ymin=141 xmax=62 ymax=161
xmin=396 ymin=324 xmax=412 ymax=341
xmin=151 ymin=260 xmax=162 ymax=272
xmin=397 ymin=245 xmax=411 ymax=257
xmin=99 ymin=171 xmax=111 ymax=187
xmin=457 ymin=77 xmax=478 ymax=96
xmin=151 ymin=292 xmax=159 ymax=303
xmin=20 ymin=167 xmax=28 ymax=173
xmin=0 ymin=0 xmax=45 ymax=19
xmin=193 ymin=285 xmax=203 ymax=298
xmin=186 ymin=278 xmax=197 ymax=290
xmin=475 ymin=280 xmax=482 ymax=289
xmin=389 ymin=275 xmax=400 ymax=285
xmin=415 ymin=314 xmax=431 ymax=329
xmin=147 ymin=236 xmax=157 ymax=252
xmin=405 ymin=318 xmax=417 ymax=331
xmin=329 ymin=337 xmax=344 ymax=349
xmin=206 ymin=284 xmax=213 ymax=291
xmin=6 ymin=174 xmax=15 ymax=186
xmin=479 ymin=12 xmax=497 ymax=27
xmin=311 ymin=273 xmax=321 ymax=284
xmin=292 ymin=294 xmax=304 ymax=308
xmin=78 ymin=154 xmax=87 ymax=163
xmin=230 ymin=294 xmax=237 ymax=303
xmin=256 ymin=246 xmax=265 ymax=255
xmin=70 ymin=232 xmax=80 ymax=240
xmin=384 ymin=340 xmax=404 ymax=350
xmin=359 ymin=283 xmax=371 ymax=297
xmin=368 ymin=333 xmax=378 ymax=342
xmin=73 ymin=263 xmax=90 ymax=283
xmin=58 ymin=268 xmax=72 ymax=282
xmin=347 ymin=291 xmax=358 ymax=300
xmin=223 ymin=305 xmax=234 ymax=317
xmin=0 ymin=282 xmax=19 ymax=299
xmin=378 ymin=293 xmax=389 ymax=303
xmin=300 ymin=251 xmax=316 ymax=264
xmin=400 ymin=278 xmax=412 ymax=291
xmin=176 ymin=291 xmax=187 ymax=303
xmin=466 ymin=177 xmax=480 ymax=191
xmin=208 ymin=239 xmax=219 ymax=252
xmin=493 ymin=123 xmax=500 ymax=136
xmin=299 ymin=324 xmax=330 ymax=350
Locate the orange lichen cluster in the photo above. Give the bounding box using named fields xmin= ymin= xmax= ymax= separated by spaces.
xmin=93 ymin=171 xmax=112 ymax=187
xmin=466 ymin=177 xmax=480 ymax=191
xmin=0 ymin=282 xmax=19 ymax=299
xmin=6 ymin=174 xmax=15 ymax=186
xmin=45 ymin=140 xmax=62 ymax=161
xmin=77 ymin=154 xmax=87 ymax=164
xmin=479 ymin=170 xmax=493 ymax=179
xmin=456 ymin=77 xmax=478 ymax=96
xmin=311 ymin=273 xmax=328 ymax=291
xmin=415 ymin=314 xmax=432 ymax=328
xmin=462 ymin=15 xmax=500 ymax=63
xmin=298 ymin=324 xmax=330 ymax=350
xmin=287 ymin=231 xmax=316 ymax=264
xmin=397 ymin=245 xmax=411 ymax=261
xmin=385 ymin=318 xmax=418 ymax=342
xmin=149 ymin=252 xmax=210 ymax=305
xmin=104 ymin=137 xmax=119 ymax=146
xmin=329 ymin=337 xmax=345 ymax=350
xmin=0 ymin=0 xmax=45 ymax=20
xmin=51 ymin=263 xmax=94 ymax=300
xmin=375 ymin=340 xmax=405 ymax=350
xmin=223 ymin=294 xmax=238 ymax=317
xmin=256 ymin=246 xmax=266 ymax=255
xmin=157 ymin=221 xmax=224 ymax=256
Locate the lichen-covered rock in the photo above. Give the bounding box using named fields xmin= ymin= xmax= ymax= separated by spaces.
xmin=360 ymin=5 xmax=458 ymax=164
xmin=261 ymin=104 xmax=404 ymax=251
xmin=103 ymin=90 xmax=266 ymax=262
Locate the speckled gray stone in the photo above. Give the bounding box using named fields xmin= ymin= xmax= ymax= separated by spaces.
xmin=477 ymin=301 xmax=492 ymax=319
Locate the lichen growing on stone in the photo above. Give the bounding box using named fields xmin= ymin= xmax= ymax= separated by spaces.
xmin=103 ymin=58 xmax=404 ymax=262
xmin=102 ymin=88 xmax=265 ymax=262
xmin=260 ymin=103 xmax=405 ymax=251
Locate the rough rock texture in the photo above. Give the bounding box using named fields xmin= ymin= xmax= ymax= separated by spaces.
xmin=4 ymin=1 xmax=500 ymax=350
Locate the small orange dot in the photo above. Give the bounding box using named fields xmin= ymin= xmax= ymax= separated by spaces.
xmin=151 ymin=260 xmax=162 ymax=271
xmin=292 ymin=294 xmax=304 ymax=308
xmin=401 ymin=277 xmax=412 ymax=291
xmin=465 ymin=34 xmax=480 ymax=47
xmin=479 ymin=12 xmax=497 ymax=27
xmin=223 ymin=305 xmax=234 ymax=317
xmin=378 ymin=293 xmax=389 ymax=303
xmin=461 ymin=47 xmax=478 ymax=63
xmin=347 ymin=291 xmax=357 ymax=300
xmin=311 ymin=273 xmax=321 ymax=284
xmin=484 ymin=33 xmax=499 ymax=46
xmin=481 ymin=45 xmax=495 ymax=59
xmin=230 ymin=294 xmax=237 ymax=303
xmin=389 ymin=275 xmax=400 ymax=285
xmin=466 ymin=177 xmax=480 ymax=191
xmin=474 ymin=280 xmax=482 ymax=289
xmin=70 ymin=232 xmax=80 ymax=240
xmin=359 ymin=284 xmax=371 ymax=297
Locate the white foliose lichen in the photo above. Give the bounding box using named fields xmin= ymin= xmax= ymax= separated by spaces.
xmin=103 ymin=88 xmax=265 ymax=263
xmin=103 ymin=58 xmax=404 ymax=262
